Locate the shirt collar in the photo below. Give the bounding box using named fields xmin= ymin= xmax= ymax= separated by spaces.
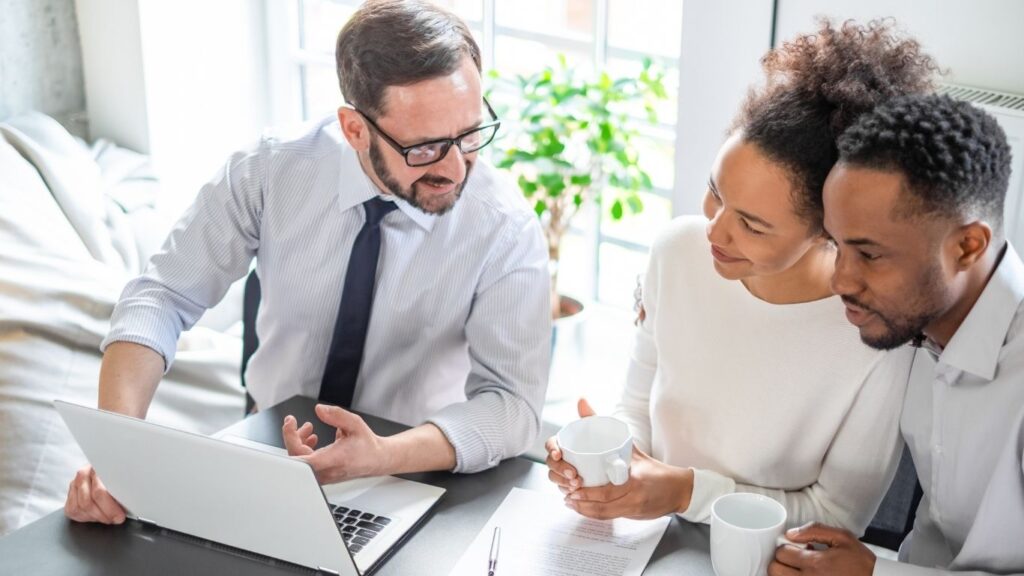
xmin=336 ymin=130 xmax=437 ymax=232
xmin=937 ymin=242 xmax=1024 ymax=380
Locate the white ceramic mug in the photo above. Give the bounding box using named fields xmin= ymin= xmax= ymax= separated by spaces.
xmin=556 ymin=416 xmax=632 ymax=487
xmin=710 ymin=493 xmax=796 ymax=576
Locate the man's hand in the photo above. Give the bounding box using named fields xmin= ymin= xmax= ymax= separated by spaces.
xmin=769 ymin=523 xmax=876 ymax=576
xmin=64 ymin=466 xmax=127 ymax=525
xmin=64 ymin=341 xmax=165 ymax=524
xmin=282 ymin=404 xmax=392 ymax=484
xmin=545 ymin=398 xmax=596 ymax=492
xmin=563 ymin=447 xmax=693 ymax=520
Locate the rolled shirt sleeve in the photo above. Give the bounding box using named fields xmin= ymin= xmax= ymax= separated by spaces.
xmin=101 ymin=146 xmax=265 ymax=368
xmin=426 ymin=214 xmax=551 ymax=473
xmin=613 ymin=252 xmax=659 ymax=454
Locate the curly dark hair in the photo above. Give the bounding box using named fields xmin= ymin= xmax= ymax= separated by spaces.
xmin=837 ymin=94 xmax=1011 ymax=234
xmin=734 ymin=18 xmax=941 ymax=234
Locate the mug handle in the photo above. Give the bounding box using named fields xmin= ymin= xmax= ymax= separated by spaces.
xmin=776 ymin=535 xmax=813 ymax=549
xmin=777 ymin=535 xmax=828 ymax=551
xmin=605 ymin=456 xmax=629 ymax=485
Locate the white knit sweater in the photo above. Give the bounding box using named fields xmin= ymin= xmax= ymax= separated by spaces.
xmin=615 ymin=216 xmax=916 ymax=533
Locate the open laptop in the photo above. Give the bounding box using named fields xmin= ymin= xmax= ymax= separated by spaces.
xmin=55 ymin=400 xmax=445 ymax=575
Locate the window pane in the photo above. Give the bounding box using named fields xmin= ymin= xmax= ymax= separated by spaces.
xmin=601 ymin=192 xmax=672 ymax=246
xmin=604 ymin=57 xmax=679 ymax=127
xmin=430 ymin=0 xmax=483 ymax=23
xmin=597 ymin=243 xmax=650 ymax=309
xmin=301 ymin=1 xmax=480 ymax=55
xmin=554 ymin=232 xmax=592 ymax=301
xmin=493 ymin=35 xmax=592 ymax=79
xmin=495 ymin=0 xmax=593 ymax=41
xmin=630 ymin=135 xmax=675 ymax=191
xmin=305 ymin=64 xmax=343 ymax=120
xmin=302 ymin=1 xmax=358 ymax=54
xmin=607 ymin=0 xmax=682 ymax=58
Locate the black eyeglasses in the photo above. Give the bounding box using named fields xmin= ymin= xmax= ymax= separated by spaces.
xmin=353 ymin=98 xmax=500 ymax=167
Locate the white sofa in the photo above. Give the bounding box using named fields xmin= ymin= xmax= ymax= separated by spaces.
xmin=0 ymin=113 xmax=245 ymax=536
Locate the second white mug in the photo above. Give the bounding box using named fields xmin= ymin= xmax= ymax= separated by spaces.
xmin=710 ymin=492 xmax=796 ymax=576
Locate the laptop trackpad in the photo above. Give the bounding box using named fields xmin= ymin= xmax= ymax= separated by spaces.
xmin=329 ymin=473 xmax=417 ymax=504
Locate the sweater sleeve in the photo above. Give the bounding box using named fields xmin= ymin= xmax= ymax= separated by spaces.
xmin=613 ymin=239 xmax=660 ymax=454
xmin=681 ymin=347 xmax=916 ymax=534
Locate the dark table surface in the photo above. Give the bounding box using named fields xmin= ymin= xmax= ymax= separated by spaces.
xmin=0 ymin=396 xmax=715 ymax=575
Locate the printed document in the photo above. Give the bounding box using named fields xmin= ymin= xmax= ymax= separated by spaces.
xmin=448 ymin=487 xmax=670 ymax=576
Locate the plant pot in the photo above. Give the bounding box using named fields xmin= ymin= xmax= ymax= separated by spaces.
xmin=548 ymin=294 xmax=589 ymax=403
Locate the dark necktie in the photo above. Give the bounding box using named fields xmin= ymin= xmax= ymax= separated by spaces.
xmin=319 ymin=196 xmax=397 ymax=407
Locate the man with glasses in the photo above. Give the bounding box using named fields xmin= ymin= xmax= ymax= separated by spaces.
xmin=64 ymin=0 xmax=550 ymax=524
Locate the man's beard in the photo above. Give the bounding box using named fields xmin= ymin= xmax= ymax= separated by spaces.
xmin=844 ymin=262 xmax=947 ymax=350
xmin=369 ymin=141 xmax=470 ymax=216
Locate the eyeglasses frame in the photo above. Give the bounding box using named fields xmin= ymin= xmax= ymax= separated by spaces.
xmin=350 ymin=98 xmax=501 ymax=167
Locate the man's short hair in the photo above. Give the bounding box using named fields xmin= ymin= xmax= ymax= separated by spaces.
xmin=836 ymin=94 xmax=1012 ymax=234
xmin=336 ymin=0 xmax=482 ymax=117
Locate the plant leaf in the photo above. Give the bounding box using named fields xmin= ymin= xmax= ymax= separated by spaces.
xmin=534 ymin=199 xmax=547 ymax=217
xmin=610 ymin=199 xmax=624 ymax=220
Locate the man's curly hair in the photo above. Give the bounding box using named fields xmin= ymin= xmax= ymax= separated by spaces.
xmin=734 ymin=18 xmax=940 ymax=234
xmin=837 ymin=94 xmax=1011 ymax=235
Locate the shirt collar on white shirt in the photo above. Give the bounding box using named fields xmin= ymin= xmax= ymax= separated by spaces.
xmin=365 ymin=177 xmax=437 ymax=232
xmin=936 ymin=242 xmax=1024 ymax=381
xmin=336 ymin=133 xmax=438 ymax=232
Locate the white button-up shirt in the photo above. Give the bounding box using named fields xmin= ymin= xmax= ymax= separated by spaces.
xmin=875 ymin=244 xmax=1024 ymax=575
xmin=102 ymin=117 xmax=551 ymax=473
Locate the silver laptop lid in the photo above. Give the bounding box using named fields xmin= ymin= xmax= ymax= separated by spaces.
xmin=55 ymin=400 xmax=357 ymax=575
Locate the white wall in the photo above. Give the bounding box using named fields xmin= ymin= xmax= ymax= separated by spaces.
xmin=76 ymin=0 xmax=271 ymax=219
xmin=673 ymin=0 xmax=775 ymax=216
xmin=75 ymin=0 xmax=149 ymax=152
xmin=775 ymin=0 xmax=1024 ymax=95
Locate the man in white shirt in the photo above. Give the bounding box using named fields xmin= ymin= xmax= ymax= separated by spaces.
xmin=769 ymin=95 xmax=1024 ymax=575
xmin=63 ymin=0 xmax=550 ymax=525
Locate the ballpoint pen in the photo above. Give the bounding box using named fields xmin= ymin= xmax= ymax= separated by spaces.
xmin=487 ymin=526 xmax=501 ymax=576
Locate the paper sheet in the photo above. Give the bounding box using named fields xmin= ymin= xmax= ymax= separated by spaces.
xmin=448 ymin=487 xmax=670 ymax=576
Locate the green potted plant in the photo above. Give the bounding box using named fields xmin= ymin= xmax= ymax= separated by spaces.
xmin=491 ymin=55 xmax=668 ymax=320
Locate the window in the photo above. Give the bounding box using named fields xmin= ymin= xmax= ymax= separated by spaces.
xmin=271 ymin=0 xmax=682 ymax=310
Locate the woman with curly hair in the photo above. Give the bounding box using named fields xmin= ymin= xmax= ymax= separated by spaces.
xmin=545 ymin=19 xmax=940 ymax=532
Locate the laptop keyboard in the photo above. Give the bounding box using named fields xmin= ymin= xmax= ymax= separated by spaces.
xmin=331 ymin=504 xmax=392 ymax=555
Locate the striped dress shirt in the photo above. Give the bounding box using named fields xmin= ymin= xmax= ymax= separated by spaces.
xmin=102 ymin=116 xmax=552 ymax=473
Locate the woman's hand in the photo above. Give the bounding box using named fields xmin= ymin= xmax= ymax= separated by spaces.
xmin=545 ymin=398 xmax=596 ymax=492
xmin=546 ymin=398 xmax=694 ymax=520
xmin=564 ymin=447 xmax=694 ymax=520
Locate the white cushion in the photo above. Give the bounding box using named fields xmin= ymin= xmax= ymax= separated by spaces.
xmin=0 ymin=129 xmax=244 ymax=536
xmin=0 ymin=113 xmax=137 ymax=272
